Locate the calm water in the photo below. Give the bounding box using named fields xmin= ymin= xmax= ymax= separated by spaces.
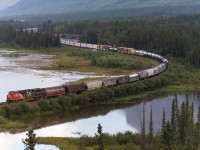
xmin=0 ymin=92 xmax=199 ymax=150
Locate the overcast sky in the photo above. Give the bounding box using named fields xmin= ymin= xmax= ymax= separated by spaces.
xmin=0 ymin=0 xmax=20 ymax=10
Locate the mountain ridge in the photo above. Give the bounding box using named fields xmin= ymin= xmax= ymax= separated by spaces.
xmin=1 ymin=0 xmax=200 ymax=19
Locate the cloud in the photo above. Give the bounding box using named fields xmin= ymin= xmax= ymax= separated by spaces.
xmin=0 ymin=0 xmax=20 ymax=10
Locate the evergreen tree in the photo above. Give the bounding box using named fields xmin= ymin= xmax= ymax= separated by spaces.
xmin=161 ymin=121 xmax=176 ymax=150
xmin=196 ymin=104 xmax=200 ymax=146
xmin=96 ymin=124 xmax=104 ymax=150
xmin=171 ymin=98 xmax=176 ymax=130
xmin=149 ymin=105 xmax=153 ymax=144
xmin=22 ymin=129 xmax=37 ymax=150
xmin=140 ymin=104 xmax=146 ymax=150
xmin=179 ymin=102 xmax=186 ymax=145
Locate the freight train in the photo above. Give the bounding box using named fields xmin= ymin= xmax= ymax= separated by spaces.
xmin=6 ymin=38 xmax=168 ymax=103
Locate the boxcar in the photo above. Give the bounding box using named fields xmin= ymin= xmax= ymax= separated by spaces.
xmin=129 ymin=73 xmax=139 ymax=82
xmin=127 ymin=48 xmax=135 ymax=54
xmin=65 ymin=40 xmax=70 ymax=45
xmin=157 ymin=64 xmax=165 ymax=73
xmin=60 ymin=38 xmax=66 ymax=45
xmin=93 ymin=44 xmax=98 ymax=49
xmin=146 ymin=68 xmax=155 ymax=77
xmin=135 ymin=50 xmax=145 ymax=56
xmin=117 ymin=47 xmax=128 ymax=53
xmin=75 ymin=42 xmax=81 ymax=47
xmin=102 ymin=78 xmax=118 ymax=87
xmin=80 ymin=43 xmax=87 ymax=48
xmin=69 ymin=41 xmax=75 ymax=46
xmin=137 ymin=70 xmax=148 ymax=79
xmin=43 ymin=86 xmax=65 ymax=98
xmin=85 ymin=80 xmax=102 ymax=91
xmin=65 ymin=83 xmax=87 ymax=94
xmin=87 ymin=44 xmax=93 ymax=49
xmin=116 ymin=75 xmax=130 ymax=84
xmin=154 ymin=67 xmax=160 ymax=75
xmin=98 ymin=45 xmax=111 ymax=51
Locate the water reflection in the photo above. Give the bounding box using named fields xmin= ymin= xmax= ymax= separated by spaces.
xmin=1 ymin=92 xmax=200 ymax=150
xmin=125 ymin=91 xmax=200 ymax=133
xmin=0 ymin=132 xmax=58 ymax=150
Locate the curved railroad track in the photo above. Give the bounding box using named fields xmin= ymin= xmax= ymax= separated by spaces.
xmin=3 ymin=38 xmax=168 ymax=104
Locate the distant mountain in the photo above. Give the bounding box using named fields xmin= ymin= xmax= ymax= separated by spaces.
xmin=0 ymin=0 xmax=20 ymax=10
xmin=1 ymin=0 xmax=200 ymax=19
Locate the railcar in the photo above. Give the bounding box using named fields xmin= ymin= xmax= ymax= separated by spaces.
xmin=117 ymin=47 xmax=128 ymax=53
xmin=75 ymin=42 xmax=81 ymax=47
xmin=137 ymin=70 xmax=148 ymax=79
xmin=85 ymin=80 xmax=103 ymax=91
xmin=64 ymin=83 xmax=87 ymax=94
xmin=153 ymin=67 xmax=160 ymax=75
xmin=129 ymin=73 xmax=139 ymax=82
xmin=43 ymin=86 xmax=65 ymax=98
xmin=145 ymin=68 xmax=155 ymax=78
xmin=7 ymin=91 xmax=24 ymax=102
xmin=98 ymin=45 xmax=112 ymax=51
xmin=80 ymin=43 xmax=87 ymax=48
xmin=102 ymin=78 xmax=118 ymax=87
xmin=116 ymin=75 xmax=130 ymax=84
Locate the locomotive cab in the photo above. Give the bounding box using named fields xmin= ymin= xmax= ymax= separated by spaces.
xmin=7 ymin=91 xmax=24 ymax=102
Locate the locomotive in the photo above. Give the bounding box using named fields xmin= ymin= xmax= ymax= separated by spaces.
xmin=6 ymin=39 xmax=168 ymax=103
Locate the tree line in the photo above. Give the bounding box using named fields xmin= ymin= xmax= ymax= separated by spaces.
xmin=56 ymin=14 xmax=200 ymax=68
xmin=0 ymin=20 xmax=60 ymax=49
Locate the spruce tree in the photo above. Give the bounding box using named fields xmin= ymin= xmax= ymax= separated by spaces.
xmin=22 ymin=129 xmax=37 ymax=150
xmin=140 ymin=105 xmax=146 ymax=150
xmin=171 ymin=98 xmax=176 ymax=130
xmin=196 ymin=104 xmax=200 ymax=146
xmin=149 ymin=105 xmax=153 ymax=144
xmin=97 ymin=124 xmax=104 ymax=150
xmin=179 ymin=102 xmax=186 ymax=145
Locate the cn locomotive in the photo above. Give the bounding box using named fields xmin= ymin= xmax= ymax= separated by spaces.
xmin=6 ymin=38 xmax=168 ymax=103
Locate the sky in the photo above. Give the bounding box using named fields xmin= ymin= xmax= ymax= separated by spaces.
xmin=0 ymin=0 xmax=20 ymax=10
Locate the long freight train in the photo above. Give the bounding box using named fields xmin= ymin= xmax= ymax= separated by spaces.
xmin=6 ymin=38 xmax=168 ymax=103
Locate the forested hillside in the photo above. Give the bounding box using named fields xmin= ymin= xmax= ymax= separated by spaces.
xmin=1 ymin=0 xmax=200 ymax=20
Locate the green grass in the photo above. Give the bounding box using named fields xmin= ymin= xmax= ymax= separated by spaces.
xmin=37 ymin=137 xmax=140 ymax=150
xmin=37 ymin=138 xmax=94 ymax=150
xmin=0 ymin=46 xmax=159 ymax=75
xmin=0 ymin=116 xmax=28 ymax=132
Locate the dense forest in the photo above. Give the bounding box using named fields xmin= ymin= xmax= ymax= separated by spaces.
xmin=55 ymin=15 xmax=200 ymax=68
xmin=0 ymin=20 xmax=59 ymax=49
xmin=1 ymin=15 xmax=200 ymax=67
